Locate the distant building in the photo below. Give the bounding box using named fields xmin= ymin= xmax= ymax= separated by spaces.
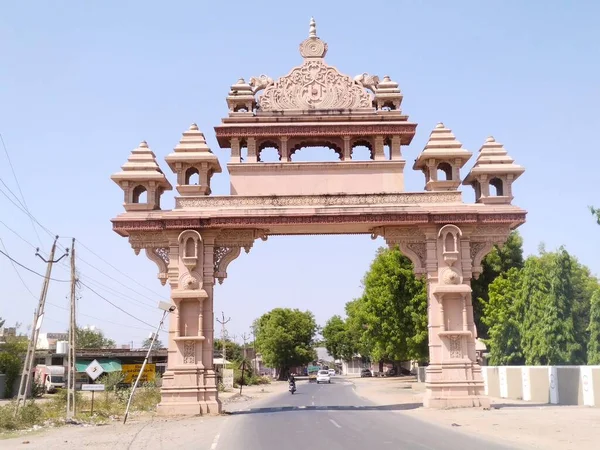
xmin=0 ymin=327 xmax=17 ymax=343
xmin=36 ymin=332 xmax=68 ymax=350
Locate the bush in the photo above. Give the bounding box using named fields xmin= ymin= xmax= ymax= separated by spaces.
xmin=0 ymin=401 xmax=44 ymax=431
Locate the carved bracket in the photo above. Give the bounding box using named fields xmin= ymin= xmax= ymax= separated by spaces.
xmin=468 ymin=224 xmax=511 ymax=279
xmin=371 ymin=226 xmax=427 ymax=276
xmin=214 ymin=228 xmax=269 ymax=253
xmin=145 ymin=247 xmax=170 ymax=286
xmin=213 ymin=246 xmax=242 ymax=284
xmin=129 ymin=232 xmax=169 ymax=255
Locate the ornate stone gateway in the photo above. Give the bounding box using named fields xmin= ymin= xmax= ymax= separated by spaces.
xmin=111 ymin=19 xmax=525 ymax=414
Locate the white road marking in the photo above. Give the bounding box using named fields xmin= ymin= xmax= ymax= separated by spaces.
xmin=329 ymin=419 xmax=342 ymax=428
xmin=210 ymin=433 xmax=221 ymax=449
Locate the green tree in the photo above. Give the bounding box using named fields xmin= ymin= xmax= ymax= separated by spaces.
xmin=472 ymin=231 xmax=524 ymax=340
xmin=76 ymin=327 xmax=116 ymax=349
xmin=254 ymin=308 xmax=317 ymax=380
xmin=141 ymin=338 xmax=164 ymax=350
xmin=587 ymin=289 xmax=600 ymax=364
xmin=569 ymin=257 xmax=599 ymax=362
xmin=348 ymin=247 xmax=428 ymax=364
xmin=521 ymin=249 xmax=580 ymax=365
xmin=482 ymin=268 xmax=525 ymax=365
xmin=0 ymin=332 xmax=28 ymax=398
xmin=590 ymin=206 xmax=600 ymax=225
xmin=213 ymin=339 xmax=243 ymax=363
xmin=322 ymin=315 xmax=359 ymax=361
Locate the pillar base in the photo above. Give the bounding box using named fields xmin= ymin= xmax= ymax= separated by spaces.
xmin=157 ymin=368 xmax=221 ymax=416
xmin=423 ymin=363 xmax=490 ymax=409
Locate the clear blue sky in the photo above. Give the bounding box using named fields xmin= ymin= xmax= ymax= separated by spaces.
xmin=1 ymin=1 xmax=599 ymax=347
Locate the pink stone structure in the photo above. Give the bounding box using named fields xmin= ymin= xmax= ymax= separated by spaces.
xmin=111 ymin=19 xmax=526 ymax=414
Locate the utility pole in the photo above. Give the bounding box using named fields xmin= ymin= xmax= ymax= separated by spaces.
xmin=66 ymin=238 xmax=77 ymax=420
xmin=250 ymin=325 xmax=258 ymax=374
xmin=216 ymin=312 xmax=230 ymax=365
xmin=15 ymin=236 xmax=68 ymax=413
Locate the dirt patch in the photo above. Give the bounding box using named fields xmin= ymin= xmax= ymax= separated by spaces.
xmin=351 ymin=377 xmax=600 ymax=450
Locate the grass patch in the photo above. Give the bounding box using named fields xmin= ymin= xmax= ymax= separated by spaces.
xmin=0 ymin=383 xmax=162 ymax=433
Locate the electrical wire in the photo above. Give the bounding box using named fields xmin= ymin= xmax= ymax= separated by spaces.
xmin=1 ymin=133 xmax=46 ymax=249
xmin=78 ymin=280 xmax=158 ymax=329
xmin=0 ymin=237 xmax=38 ymax=299
xmin=0 ymin=248 xmax=70 ymax=282
xmin=0 ymin=220 xmax=38 ymax=250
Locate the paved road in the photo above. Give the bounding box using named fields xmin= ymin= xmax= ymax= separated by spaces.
xmin=220 ymin=379 xmax=517 ymax=450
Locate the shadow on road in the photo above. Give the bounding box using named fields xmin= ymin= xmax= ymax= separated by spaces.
xmin=225 ymin=403 xmax=422 ymax=415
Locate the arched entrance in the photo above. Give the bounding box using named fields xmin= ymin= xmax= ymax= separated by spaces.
xmin=111 ymin=19 xmax=525 ymax=415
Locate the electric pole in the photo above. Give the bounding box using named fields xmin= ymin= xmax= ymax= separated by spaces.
xmin=66 ymin=238 xmax=77 ymax=420
xmin=15 ymin=236 xmax=69 ymax=413
xmin=216 ymin=312 xmax=230 ymax=365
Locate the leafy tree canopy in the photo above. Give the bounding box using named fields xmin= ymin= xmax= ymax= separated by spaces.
xmin=588 ymin=288 xmax=600 ymax=364
xmin=76 ymin=327 xmax=116 ymax=349
xmin=322 ymin=315 xmax=359 ymax=362
xmin=254 ymin=308 xmax=317 ymax=379
xmin=472 ymin=231 xmax=524 ymax=339
xmin=346 ymin=247 xmax=428 ymax=363
xmin=141 ymin=338 xmax=164 ymax=350
xmin=213 ymin=338 xmax=244 ymax=363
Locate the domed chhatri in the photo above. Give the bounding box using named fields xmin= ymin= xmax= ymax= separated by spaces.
xmin=111 ymin=19 xmax=526 ymax=416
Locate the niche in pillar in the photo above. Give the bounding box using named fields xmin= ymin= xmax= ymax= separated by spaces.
xmin=178 ymin=230 xmax=203 ymax=286
xmin=439 ymin=224 xmax=461 ymax=266
xmin=171 ymin=290 xmax=208 ymax=369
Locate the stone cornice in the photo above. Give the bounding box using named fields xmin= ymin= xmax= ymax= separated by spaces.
xmin=175 ymin=192 xmax=461 ymax=209
xmin=112 ymin=211 xmax=526 ymax=236
xmin=214 ymin=123 xmax=417 ymax=147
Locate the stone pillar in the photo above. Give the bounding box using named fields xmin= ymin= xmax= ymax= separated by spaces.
xmin=373 ymin=136 xmax=385 ymax=161
xmin=380 ymin=224 xmax=490 ymax=409
xmin=342 ymin=136 xmax=351 ymax=161
xmin=280 ymin=137 xmax=289 ymax=162
xmin=390 ymin=136 xmax=402 ymax=160
xmin=157 ymin=229 xmax=218 ymax=416
xmin=422 ymin=224 xmax=489 ymax=409
xmin=247 ymin=137 xmax=258 ymax=163
xmin=230 ymin=138 xmax=241 ymax=163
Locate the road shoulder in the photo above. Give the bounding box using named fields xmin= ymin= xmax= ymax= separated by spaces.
xmin=349 ymin=376 xmax=600 ymax=450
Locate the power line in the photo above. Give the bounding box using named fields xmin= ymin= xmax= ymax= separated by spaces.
xmin=0 ymin=248 xmax=70 ymax=282
xmin=0 ymin=133 xmax=45 ymax=249
xmin=0 ymin=237 xmax=38 ymax=299
xmin=77 ymin=240 xmax=168 ymax=299
xmin=80 ymin=275 xmax=156 ymax=310
xmin=0 ymin=220 xmax=38 ymax=250
xmin=78 ymin=280 xmax=158 ymax=329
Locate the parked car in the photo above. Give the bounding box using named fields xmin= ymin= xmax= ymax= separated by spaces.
xmin=328 ymin=369 xmax=335 ymax=377
xmin=360 ymin=368 xmax=372 ymax=378
xmin=316 ymin=370 xmax=331 ymax=384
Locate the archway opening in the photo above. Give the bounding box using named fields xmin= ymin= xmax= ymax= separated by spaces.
xmin=490 ymin=177 xmax=504 ymax=196
xmin=258 ymin=145 xmax=280 ymax=163
xmin=437 ymin=162 xmax=453 ymax=181
xmin=351 ymin=141 xmax=373 ymax=161
xmin=132 ymin=185 xmax=147 ymax=203
xmin=185 ymin=167 xmax=200 ymax=185
xmin=290 ymin=146 xmax=341 ymax=162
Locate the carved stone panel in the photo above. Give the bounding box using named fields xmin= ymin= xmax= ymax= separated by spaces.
xmin=183 ymin=341 xmax=196 ymax=364
xmin=449 ymin=336 xmax=462 ymax=359
xmin=259 ymin=60 xmax=372 ymax=111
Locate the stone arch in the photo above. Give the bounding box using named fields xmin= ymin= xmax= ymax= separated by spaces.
xmin=437 ymin=162 xmax=453 ymax=181
xmin=351 ymin=138 xmax=373 ymax=160
xmin=132 ymin=185 xmax=147 ymax=203
xmin=489 ymin=177 xmax=504 ymax=196
xmin=288 ymin=138 xmax=343 ymax=161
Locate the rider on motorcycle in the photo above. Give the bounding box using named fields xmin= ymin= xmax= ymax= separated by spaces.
xmin=288 ymin=373 xmax=296 ymax=389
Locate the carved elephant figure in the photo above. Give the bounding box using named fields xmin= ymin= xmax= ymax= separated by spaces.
xmin=353 ymin=73 xmax=380 ymax=93
xmin=249 ymin=75 xmax=274 ymax=94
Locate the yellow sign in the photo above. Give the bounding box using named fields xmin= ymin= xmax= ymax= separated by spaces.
xmin=122 ymin=364 xmax=156 ymax=384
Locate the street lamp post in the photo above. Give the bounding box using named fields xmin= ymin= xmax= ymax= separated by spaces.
xmin=123 ymin=301 xmax=175 ymax=424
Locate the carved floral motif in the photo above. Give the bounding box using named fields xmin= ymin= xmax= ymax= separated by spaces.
xmin=183 ymin=341 xmax=195 ymax=364
xmin=259 ymin=60 xmax=372 ymax=111
xmin=449 ymin=335 xmax=462 ymax=359
xmin=177 ymin=192 xmax=461 ymax=209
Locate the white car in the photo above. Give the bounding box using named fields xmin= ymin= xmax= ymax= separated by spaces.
xmin=316 ymin=370 xmax=331 ymax=384
xmin=328 ymin=369 xmax=335 ymax=377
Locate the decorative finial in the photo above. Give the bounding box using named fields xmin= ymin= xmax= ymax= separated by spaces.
xmin=309 ymin=17 xmax=317 ymax=38
xmin=190 ymin=123 xmax=199 ymax=130
xmin=436 ymin=122 xmax=445 ymax=129
xmin=486 ymin=136 xmax=495 ymax=143
xmin=140 ymin=140 xmax=148 ymax=148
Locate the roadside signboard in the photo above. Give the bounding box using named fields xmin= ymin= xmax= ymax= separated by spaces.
xmin=223 ymin=369 xmax=234 ymax=390
xmin=81 ymin=384 xmax=105 ymax=391
xmin=85 ymin=359 xmax=104 ymax=381
xmin=122 ymin=363 xmax=156 ymax=384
